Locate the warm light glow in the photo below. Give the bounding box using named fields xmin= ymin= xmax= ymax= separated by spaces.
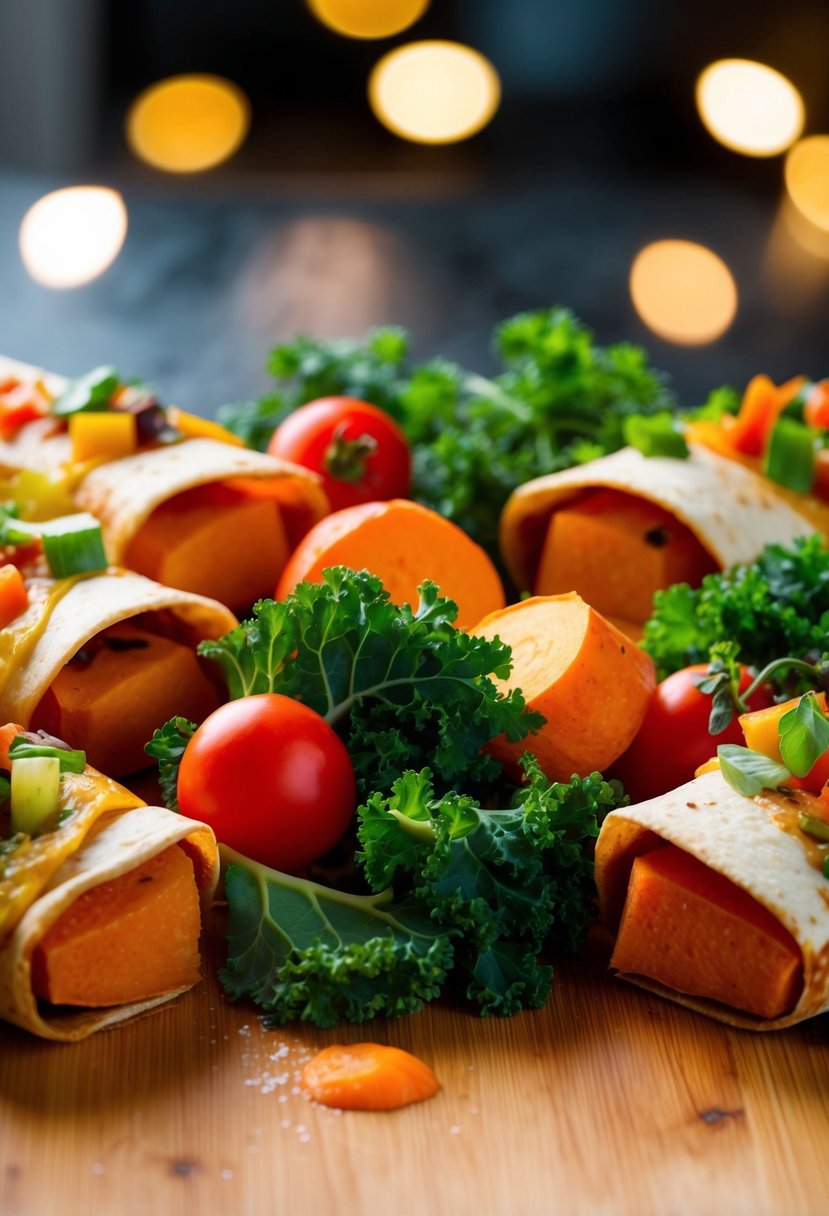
xmin=19 ymin=187 xmax=128 ymax=289
xmin=630 ymin=240 xmax=738 ymax=346
xmin=785 ymin=136 xmax=829 ymax=232
xmin=308 ymin=0 xmax=429 ymax=39
xmin=369 ymin=41 xmax=500 ymax=144
xmin=126 ymin=75 xmax=250 ymax=173
xmin=696 ymin=59 xmax=804 ymax=157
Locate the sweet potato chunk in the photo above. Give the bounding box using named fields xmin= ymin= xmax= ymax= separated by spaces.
xmin=31 ymin=622 xmax=220 ymax=776
xmin=31 ymin=844 xmax=202 ymax=1007
xmin=276 ymin=498 xmax=505 ymax=630
xmin=475 ymin=592 xmax=655 ymax=781
xmin=610 ymin=844 xmax=803 ymax=1020
xmin=535 ymin=488 xmax=718 ymax=624
xmin=125 ymin=482 xmax=290 ymax=610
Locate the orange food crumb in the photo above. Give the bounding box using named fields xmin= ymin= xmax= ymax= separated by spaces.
xmin=301 ymin=1043 xmax=440 ymax=1111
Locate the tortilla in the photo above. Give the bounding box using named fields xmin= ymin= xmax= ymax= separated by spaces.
xmin=0 ymin=355 xmax=329 ymax=552
xmin=0 ymin=748 xmax=218 ymax=1041
xmin=0 ymin=568 xmax=236 ymax=729
xmin=594 ymin=768 xmax=829 ymax=1029
xmin=500 ymin=444 xmax=820 ymax=592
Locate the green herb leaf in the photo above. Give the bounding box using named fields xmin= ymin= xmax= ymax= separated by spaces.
xmin=52 ymin=366 xmax=120 ymax=417
xmin=8 ymin=737 xmax=85 ymax=773
xmin=778 ymin=692 xmax=829 ymax=777
xmin=144 ymin=717 xmax=197 ymax=812
xmin=717 ymin=744 xmax=791 ymax=798
xmin=642 ymin=535 xmax=829 ymax=686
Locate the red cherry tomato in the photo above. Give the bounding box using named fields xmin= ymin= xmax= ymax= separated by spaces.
xmin=177 ymin=694 xmax=356 ymax=872
xmin=611 ymin=664 xmax=774 ymax=803
xmin=267 ymin=397 xmax=411 ymax=512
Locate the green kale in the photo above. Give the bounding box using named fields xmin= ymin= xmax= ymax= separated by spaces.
xmin=642 ymin=535 xmax=829 ymax=683
xmin=356 ymin=759 xmax=626 ymax=1015
xmin=220 ymin=851 xmax=453 ymax=1028
xmin=144 ymin=717 xmax=197 ymax=812
xmin=218 ymin=309 xmax=675 ymax=568
xmin=196 ymin=567 xmax=542 ymax=799
xmin=219 ymin=759 xmax=624 ymax=1026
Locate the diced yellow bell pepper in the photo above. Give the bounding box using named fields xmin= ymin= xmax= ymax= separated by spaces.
xmin=167 ymin=405 xmax=245 ymax=447
xmin=739 ymin=693 xmax=828 ymax=764
xmin=694 ymin=757 xmax=720 ymax=777
xmin=69 ymin=411 xmax=138 ymax=463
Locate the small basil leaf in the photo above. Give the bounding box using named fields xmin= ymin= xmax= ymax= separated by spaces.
xmin=52 ymin=366 xmax=120 ymax=417
xmin=778 ymin=692 xmax=829 ymax=778
xmin=717 ymin=744 xmax=791 ymax=798
xmin=8 ymin=737 xmax=86 ymax=773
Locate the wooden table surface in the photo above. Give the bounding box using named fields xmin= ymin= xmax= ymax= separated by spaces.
xmin=2 ymin=911 xmax=828 ymax=1216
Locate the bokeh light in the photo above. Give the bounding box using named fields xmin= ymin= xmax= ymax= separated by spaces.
xmin=19 ymin=187 xmax=128 ymax=289
xmin=629 ymin=240 xmax=738 ymax=345
xmin=785 ymin=136 xmax=829 ymax=232
xmin=368 ymin=41 xmax=500 ymax=145
xmin=308 ymin=0 xmax=429 ymax=40
xmin=126 ymin=75 xmax=250 ymax=173
xmin=695 ymin=59 xmax=804 ymax=157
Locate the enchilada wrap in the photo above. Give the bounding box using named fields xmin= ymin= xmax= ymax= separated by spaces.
xmin=594 ymin=767 xmax=829 ymax=1030
xmin=499 ymin=445 xmax=821 ymax=632
xmin=0 ymin=356 xmax=329 ymax=609
xmin=0 ymin=568 xmax=236 ymax=776
xmin=0 ymin=726 xmax=219 ymax=1041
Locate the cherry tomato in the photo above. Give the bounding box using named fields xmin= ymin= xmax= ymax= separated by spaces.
xmin=267 ymin=397 xmax=411 ymax=512
xmin=611 ymin=664 xmax=774 ymax=803
xmin=177 ymin=693 xmax=356 ymax=872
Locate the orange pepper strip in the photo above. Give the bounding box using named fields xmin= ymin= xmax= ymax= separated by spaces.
xmin=301 ymin=1043 xmax=441 ymax=1111
xmin=729 ymin=374 xmax=807 ymax=458
xmin=0 ymin=565 xmax=28 ymax=630
xmin=166 ymin=405 xmax=246 ymax=448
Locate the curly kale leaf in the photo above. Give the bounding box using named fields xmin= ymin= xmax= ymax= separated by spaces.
xmin=198 ymin=568 xmax=542 ymax=797
xmin=143 ymin=717 xmax=197 ymax=812
xmin=220 ymin=855 xmax=453 ymax=1028
xmin=643 ymin=535 xmax=829 ymax=684
xmin=356 ymin=760 xmax=626 ymax=1015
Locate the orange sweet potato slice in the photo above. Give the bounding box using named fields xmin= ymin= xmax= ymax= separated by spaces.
xmin=610 ymin=844 xmax=803 ymax=1020
xmin=125 ymin=482 xmax=290 ymax=610
xmin=31 ymin=622 xmax=220 ymax=776
xmin=30 ymin=843 xmax=202 ymax=1007
xmin=275 ymin=498 xmax=505 ymax=630
xmin=301 ymin=1043 xmax=440 ymax=1111
xmin=474 ymin=592 xmax=656 ymax=781
xmin=534 ymin=488 xmax=718 ymax=625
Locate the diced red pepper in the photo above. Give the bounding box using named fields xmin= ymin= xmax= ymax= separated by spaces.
xmin=805 ymin=381 xmax=829 ymax=431
xmin=0 ymin=379 xmax=51 ymax=439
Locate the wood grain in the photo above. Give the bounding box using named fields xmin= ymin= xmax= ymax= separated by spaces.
xmin=2 ymin=916 xmax=828 ymax=1216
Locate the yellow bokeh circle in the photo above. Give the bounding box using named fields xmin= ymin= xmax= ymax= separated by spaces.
xmin=630 ymin=240 xmax=738 ymax=346
xmin=127 ymin=74 xmax=250 ymax=173
xmin=369 ymin=41 xmax=500 ymax=145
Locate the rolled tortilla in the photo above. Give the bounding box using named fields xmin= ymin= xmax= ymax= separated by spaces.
xmin=500 ymin=444 xmax=820 ymax=593
xmin=0 ymin=742 xmax=218 ymax=1041
xmin=0 ymin=568 xmax=236 ymax=771
xmin=594 ymin=768 xmax=829 ymax=1030
xmin=0 ymin=356 xmax=330 ymax=598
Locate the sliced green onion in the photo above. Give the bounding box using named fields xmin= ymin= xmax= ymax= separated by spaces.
xmin=799 ymin=812 xmax=829 ymax=843
xmin=39 ymin=513 xmax=108 ymax=578
xmin=10 ymin=756 xmax=60 ymax=835
xmin=623 ymin=412 xmax=689 ymax=460
xmin=764 ymin=417 xmax=816 ymax=493
xmin=52 ymin=365 xmax=120 ymax=417
xmin=8 ymin=737 xmax=85 ymax=773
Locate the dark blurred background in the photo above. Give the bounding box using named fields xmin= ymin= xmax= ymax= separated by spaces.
xmin=1 ymin=0 xmax=828 ymax=411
